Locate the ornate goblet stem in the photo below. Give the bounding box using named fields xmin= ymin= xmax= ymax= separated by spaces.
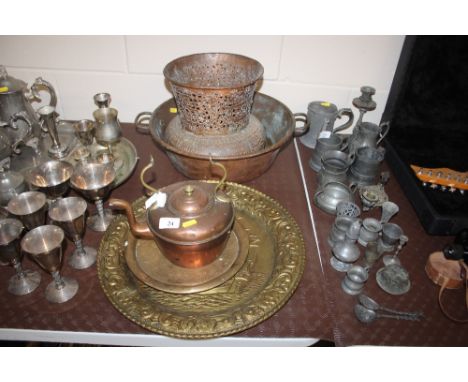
xmin=70 ymin=162 xmax=116 ymax=232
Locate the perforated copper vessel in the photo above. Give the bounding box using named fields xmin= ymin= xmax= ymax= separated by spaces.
xmin=163 ymin=52 xmax=264 ymax=135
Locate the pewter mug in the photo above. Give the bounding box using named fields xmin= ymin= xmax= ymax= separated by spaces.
xmin=317 ymin=150 xmax=354 ymax=189
xmin=309 ymin=134 xmax=348 ymax=172
xmin=349 ymin=146 xmax=385 ymax=186
xmin=0 ymin=65 xmax=57 ymax=144
xmin=381 ymin=223 xmax=403 ymax=247
xmin=348 ymin=121 xmax=390 ymax=154
xmin=300 ymin=101 xmax=354 ymax=149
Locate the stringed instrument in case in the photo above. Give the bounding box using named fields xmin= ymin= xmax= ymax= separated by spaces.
xmin=410 ymin=165 xmax=468 ymax=194
xmin=382 ymin=36 xmax=468 ymax=235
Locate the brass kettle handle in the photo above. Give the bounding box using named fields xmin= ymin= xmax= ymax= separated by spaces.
xmin=140 ymin=155 xmax=158 ymax=195
xmin=209 ymin=157 xmax=230 ymax=203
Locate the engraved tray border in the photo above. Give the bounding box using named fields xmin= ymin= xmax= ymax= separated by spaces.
xmin=97 ymin=182 xmax=306 ymax=339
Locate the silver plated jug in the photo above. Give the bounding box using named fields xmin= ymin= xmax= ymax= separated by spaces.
xmin=0 ymin=66 xmax=57 ymax=149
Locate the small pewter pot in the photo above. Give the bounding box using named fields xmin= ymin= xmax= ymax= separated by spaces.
xmin=0 ymin=66 xmax=57 ymax=145
xmin=314 ymin=181 xmax=357 ymax=215
xmin=358 ymin=218 xmax=382 ymax=247
xmin=109 ymin=158 xmax=234 ymax=269
xmin=300 ymin=101 xmax=353 ymax=149
xmin=331 ymin=240 xmax=360 ymax=272
xmin=341 ymin=265 xmax=368 ymax=295
xmin=309 ymin=134 xmax=348 ymax=172
xmin=328 ymin=216 xmax=355 ymax=247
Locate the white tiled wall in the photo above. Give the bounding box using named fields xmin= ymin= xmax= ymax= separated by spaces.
xmin=0 ymin=35 xmax=405 ymax=125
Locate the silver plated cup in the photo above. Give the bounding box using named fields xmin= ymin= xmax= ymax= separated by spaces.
xmin=70 ymin=162 xmax=116 ymax=232
xmin=7 ymin=191 xmax=47 ymax=231
xmin=25 ymin=160 xmax=74 ymax=202
xmin=73 ymin=119 xmax=95 ymax=147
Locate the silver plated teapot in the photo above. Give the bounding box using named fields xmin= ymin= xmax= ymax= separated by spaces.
xmin=0 ymin=66 xmax=57 ymax=151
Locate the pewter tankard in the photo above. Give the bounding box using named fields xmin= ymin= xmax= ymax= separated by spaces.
xmin=300 ymin=101 xmax=354 ymax=149
xmin=0 ymin=66 xmax=57 ymax=145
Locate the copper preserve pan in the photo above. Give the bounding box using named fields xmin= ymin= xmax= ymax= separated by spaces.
xmin=135 ymin=92 xmax=307 ymax=182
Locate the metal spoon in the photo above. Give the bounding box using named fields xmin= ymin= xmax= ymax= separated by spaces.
xmin=354 ymin=304 xmax=421 ymax=324
xmin=358 ymin=294 xmax=424 ymax=319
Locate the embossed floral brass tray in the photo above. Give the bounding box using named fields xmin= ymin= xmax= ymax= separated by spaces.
xmin=97 ymin=182 xmax=305 ymax=339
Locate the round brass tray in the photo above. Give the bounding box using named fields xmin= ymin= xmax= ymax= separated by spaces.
xmin=124 ymin=220 xmax=250 ymax=294
xmin=97 ymin=182 xmax=306 ymax=339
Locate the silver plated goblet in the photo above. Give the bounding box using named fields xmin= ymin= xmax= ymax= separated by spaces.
xmin=25 ymin=160 xmax=74 ymax=202
xmin=70 ymin=162 xmax=116 ymax=232
xmin=48 ymin=196 xmax=96 ymax=269
xmin=7 ymin=191 xmax=47 ymax=231
xmin=0 ymin=218 xmax=41 ymax=295
xmin=21 ymin=225 xmax=78 ymax=303
xmin=73 ymin=119 xmax=96 ymax=148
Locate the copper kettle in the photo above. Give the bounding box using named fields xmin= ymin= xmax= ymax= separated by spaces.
xmin=109 ymin=158 xmax=234 ymax=268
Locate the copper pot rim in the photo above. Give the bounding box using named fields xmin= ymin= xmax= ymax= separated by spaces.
xmin=163 ymin=52 xmax=264 ymax=91
xmin=149 ymin=93 xmax=294 ymax=161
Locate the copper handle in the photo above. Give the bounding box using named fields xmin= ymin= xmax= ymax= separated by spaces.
xmin=209 ymin=158 xmax=230 ymax=203
xmin=140 ymin=156 xmax=158 ymax=195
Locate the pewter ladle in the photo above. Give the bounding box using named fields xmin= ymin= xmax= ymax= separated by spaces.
xmin=358 ymin=294 xmax=424 ymax=319
xmin=354 ymin=304 xmax=421 ymax=324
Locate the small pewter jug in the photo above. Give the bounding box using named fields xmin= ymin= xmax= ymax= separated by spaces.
xmin=300 ymin=101 xmax=354 ymax=149
xmin=0 ymin=66 xmax=57 ymax=146
xmin=348 ymin=121 xmax=390 ymax=155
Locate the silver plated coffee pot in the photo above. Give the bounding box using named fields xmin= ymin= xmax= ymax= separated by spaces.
xmin=0 ymin=66 xmax=57 ymax=150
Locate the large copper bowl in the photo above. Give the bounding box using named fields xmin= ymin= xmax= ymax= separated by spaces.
xmin=144 ymin=92 xmax=305 ymax=182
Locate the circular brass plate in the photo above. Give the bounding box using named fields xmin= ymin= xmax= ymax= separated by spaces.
xmin=97 ymin=182 xmax=306 ymax=339
xmin=124 ymin=220 xmax=249 ymax=294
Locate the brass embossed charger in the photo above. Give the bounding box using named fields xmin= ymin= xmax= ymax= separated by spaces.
xmin=97 ymin=182 xmax=305 ymax=339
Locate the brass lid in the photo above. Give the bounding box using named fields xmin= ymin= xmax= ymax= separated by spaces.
xmin=146 ymin=181 xmax=234 ymax=245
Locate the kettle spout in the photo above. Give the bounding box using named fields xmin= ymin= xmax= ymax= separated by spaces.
xmin=108 ymin=198 xmax=153 ymax=240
